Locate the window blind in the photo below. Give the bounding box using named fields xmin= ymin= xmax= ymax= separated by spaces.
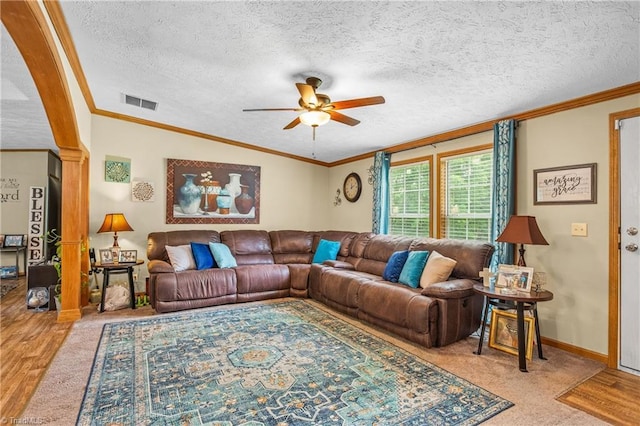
xmin=389 ymin=161 xmax=430 ymax=237
xmin=439 ymin=150 xmax=493 ymax=241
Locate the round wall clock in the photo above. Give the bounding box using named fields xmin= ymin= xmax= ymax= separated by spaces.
xmin=343 ymin=172 xmax=362 ymax=202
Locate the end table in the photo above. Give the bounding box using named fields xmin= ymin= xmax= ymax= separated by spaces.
xmin=473 ymin=283 xmax=553 ymax=372
xmin=94 ymin=259 xmax=144 ymax=313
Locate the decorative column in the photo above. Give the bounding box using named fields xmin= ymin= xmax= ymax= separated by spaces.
xmin=57 ymin=148 xmax=86 ymax=322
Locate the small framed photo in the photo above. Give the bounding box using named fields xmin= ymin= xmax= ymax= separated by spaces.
xmin=119 ymin=249 xmax=137 ymax=263
xmin=489 ymin=309 xmax=535 ymax=360
xmin=495 ymin=264 xmax=534 ymax=292
xmin=4 ymin=235 xmax=24 ymax=247
xmin=99 ymin=249 xmax=114 ymax=264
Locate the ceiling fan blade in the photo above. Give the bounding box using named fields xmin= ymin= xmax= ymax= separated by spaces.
xmin=283 ymin=117 xmax=301 ymax=130
xmin=330 ymin=96 xmax=385 ymax=110
xmin=296 ymin=83 xmax=318 ymax=107
xmin=243 ymin=108 xmax=300 ymax=112
xmin=329 ymin=111 xmax=360 ymax=126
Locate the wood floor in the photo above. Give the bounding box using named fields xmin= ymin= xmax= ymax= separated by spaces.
xmin=557 ymin=368 xmax=640 ymax=425
xmin=0 ymin=277 xmax=72 ymax=421
xmin=1 ymin=277 xmax=639 ymax=424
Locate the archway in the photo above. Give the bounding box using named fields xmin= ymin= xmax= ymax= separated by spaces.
xmin=2 ymin=0 xmax=87 ymax=321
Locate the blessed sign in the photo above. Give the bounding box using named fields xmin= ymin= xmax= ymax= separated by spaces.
xmin=28 ymin=186 xmax=46 ymax=264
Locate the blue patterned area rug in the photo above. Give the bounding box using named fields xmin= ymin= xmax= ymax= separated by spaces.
xmin=78 ymin=300 xmax=512 ymax=425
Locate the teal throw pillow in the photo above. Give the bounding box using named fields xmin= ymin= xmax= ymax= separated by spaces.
xmin=382 ymin=250 xmax=409 ymax=283
xmin=208 ymin=242 xmax=237 ymax=268
xmin=399 ymin=251 xmax=430 ymax=288
xmin=190 ymin=242 xmax=216 ymax=270
xmin=312 ymin=239 xmax=341 ymax=264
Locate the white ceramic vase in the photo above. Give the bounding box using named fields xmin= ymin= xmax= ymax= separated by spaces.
xmin=225 ymin=173 xmax=242 ymax=214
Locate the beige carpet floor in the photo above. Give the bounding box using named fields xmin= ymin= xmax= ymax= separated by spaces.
xmin=23 ymin=298 xmax=607 ymax=425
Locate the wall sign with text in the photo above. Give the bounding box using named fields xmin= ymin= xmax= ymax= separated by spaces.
xmin=28 ymin=186 xmax=46 ymax=264
xmin=534 ymin=163 xmax=597 ymax=205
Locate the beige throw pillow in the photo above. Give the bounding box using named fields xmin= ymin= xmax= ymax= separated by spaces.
xmin=165 ymin=245 xmax=197 ymax=272
xmin=419 ymin=250 xmax=457 ymax=288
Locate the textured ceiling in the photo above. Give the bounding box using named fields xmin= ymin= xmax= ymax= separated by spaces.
xmin=1 ymin=1 xmax=639 ymax=163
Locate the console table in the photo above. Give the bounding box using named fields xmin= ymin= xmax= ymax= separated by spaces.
xmin=0 ymin=246 xmax=27 ymax=278
xmin=473 ymin=283 xmax=553 ymax=372
xmin=94 ymin=260 xmax=144 ymax=313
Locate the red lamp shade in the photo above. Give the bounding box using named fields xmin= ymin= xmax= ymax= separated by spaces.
xmin=496 ymin=215 xmax=548 ymax=266
xmin=97 ymin=213 xmax=133 ymax=247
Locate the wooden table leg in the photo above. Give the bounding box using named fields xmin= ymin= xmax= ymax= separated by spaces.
xmin=517 ymin=302 xmax=528 ymax=372
xmin=474 ymin=296 xmax=490 ymax=355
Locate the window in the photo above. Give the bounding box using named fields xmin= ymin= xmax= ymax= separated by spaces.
xmin=389 ymin=157 xmax=431 ymax=237
xmin=438 ymin=147 xmax=493 ymax=241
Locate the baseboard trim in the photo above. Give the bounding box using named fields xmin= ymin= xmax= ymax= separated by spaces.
xmin=541 ymin=336 xmax=608 ymax=364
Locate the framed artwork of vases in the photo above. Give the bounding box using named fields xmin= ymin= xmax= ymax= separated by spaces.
xmin=166 ymin=158 xmax=260 ymax=224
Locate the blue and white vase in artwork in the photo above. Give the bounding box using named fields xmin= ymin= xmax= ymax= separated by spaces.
xmin=216 ymin=188 xmax=232 ymax=215
xmin=178 ymin=173 xmax=202 ymax=215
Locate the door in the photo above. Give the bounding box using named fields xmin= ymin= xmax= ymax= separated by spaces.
xmin=620 ymin=115 xmax=640 ymax=375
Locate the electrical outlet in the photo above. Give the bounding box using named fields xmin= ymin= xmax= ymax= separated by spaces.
xmin=571 ymin=223 xmax=588 ymax=237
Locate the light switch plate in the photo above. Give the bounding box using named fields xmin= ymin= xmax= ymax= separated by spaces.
xmin=571 ymin=222 xmax=587 ymax=236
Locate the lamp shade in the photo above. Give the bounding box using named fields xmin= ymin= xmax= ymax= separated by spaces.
xmin=97 ymin=213 xmax=134 ymax=234
xmin=496 ymin=215 xmax=548 ymax=245
xmin=299 ymin=110 xmax=331 ymax=127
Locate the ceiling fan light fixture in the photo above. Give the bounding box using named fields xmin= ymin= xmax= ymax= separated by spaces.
xmin=299 ymin=110 xmax=330 ymax=127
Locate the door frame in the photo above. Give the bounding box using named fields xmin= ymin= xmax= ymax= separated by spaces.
xmin=608 ymin=107 xmax=640 ymax=368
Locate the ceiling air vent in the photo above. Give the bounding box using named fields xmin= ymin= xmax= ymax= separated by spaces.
xmin=123 ymin=94 xmax=158 ymax=111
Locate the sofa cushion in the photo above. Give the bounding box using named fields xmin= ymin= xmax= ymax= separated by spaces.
xmin=399 ymin=251 xmax=429 ymax=288
xmin=382 ymin=250 xmax=409 ymax=283
xmin=165 ymin=245 xmax=196 ymax=271
xmin=209 ymin=243 xmax=237 ymax=268
xmin=270 ymin=230 xmax=314 ymax=264
xmin=235 ymin=264 xmax=290 ymax=295
xmin=312 ymin=239 xmax=341 ymax=264
xmin=314 ymin=231 xmax=359 ymax=258
xmin=154 ymin=268 xmax=237 ymax=302
xmin=221 ymin=230 xmax=274 ymax=265
xmin=358 ymin=235 xmax=414 ymax=277
xmin=358 ymin=281 xmax=432 ymax=331
xmin=190 ymin=242 xmax=216 ymax=270
xmin=148 ymin=230 xmax=220 ymax=262
xmin=420 ymin=250 xmax=457 ymax=288
xmin=409 ymin=237 xmax=494 ymax=280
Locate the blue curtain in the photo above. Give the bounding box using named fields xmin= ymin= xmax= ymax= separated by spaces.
xmin=372 ymin=151 xmax=391 ymax=234
xmin=490 ymin=119 xmax=516 ymax=269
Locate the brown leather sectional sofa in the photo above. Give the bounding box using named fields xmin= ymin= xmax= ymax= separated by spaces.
xmin=147 ymin=229 xmax=494 ymax=347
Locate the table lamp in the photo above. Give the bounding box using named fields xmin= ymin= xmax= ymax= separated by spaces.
xmin=496 ymin=215 xmax=548 ymax=267
xmin=97 ymin=213 xmax=134 ymax=262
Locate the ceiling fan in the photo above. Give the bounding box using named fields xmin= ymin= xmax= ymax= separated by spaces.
xmin=243 ymin=77 xmax=385 ymax=140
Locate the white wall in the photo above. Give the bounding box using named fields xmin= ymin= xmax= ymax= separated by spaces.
xmin=0 ymin=151 xmax=51 ymax=271
xmin=38 ymin=0 xmax=92 ymax=149
xmin=0 ymin=151 xmax=50 ymax=234
xmin=89 ymin=116 xmax=330 ymax=278
xmin=327 ymin=158 xmax=375 ymax=232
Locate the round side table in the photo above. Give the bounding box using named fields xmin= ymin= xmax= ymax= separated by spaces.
xmin=473 ymin=283 xmax=553 ymax=372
